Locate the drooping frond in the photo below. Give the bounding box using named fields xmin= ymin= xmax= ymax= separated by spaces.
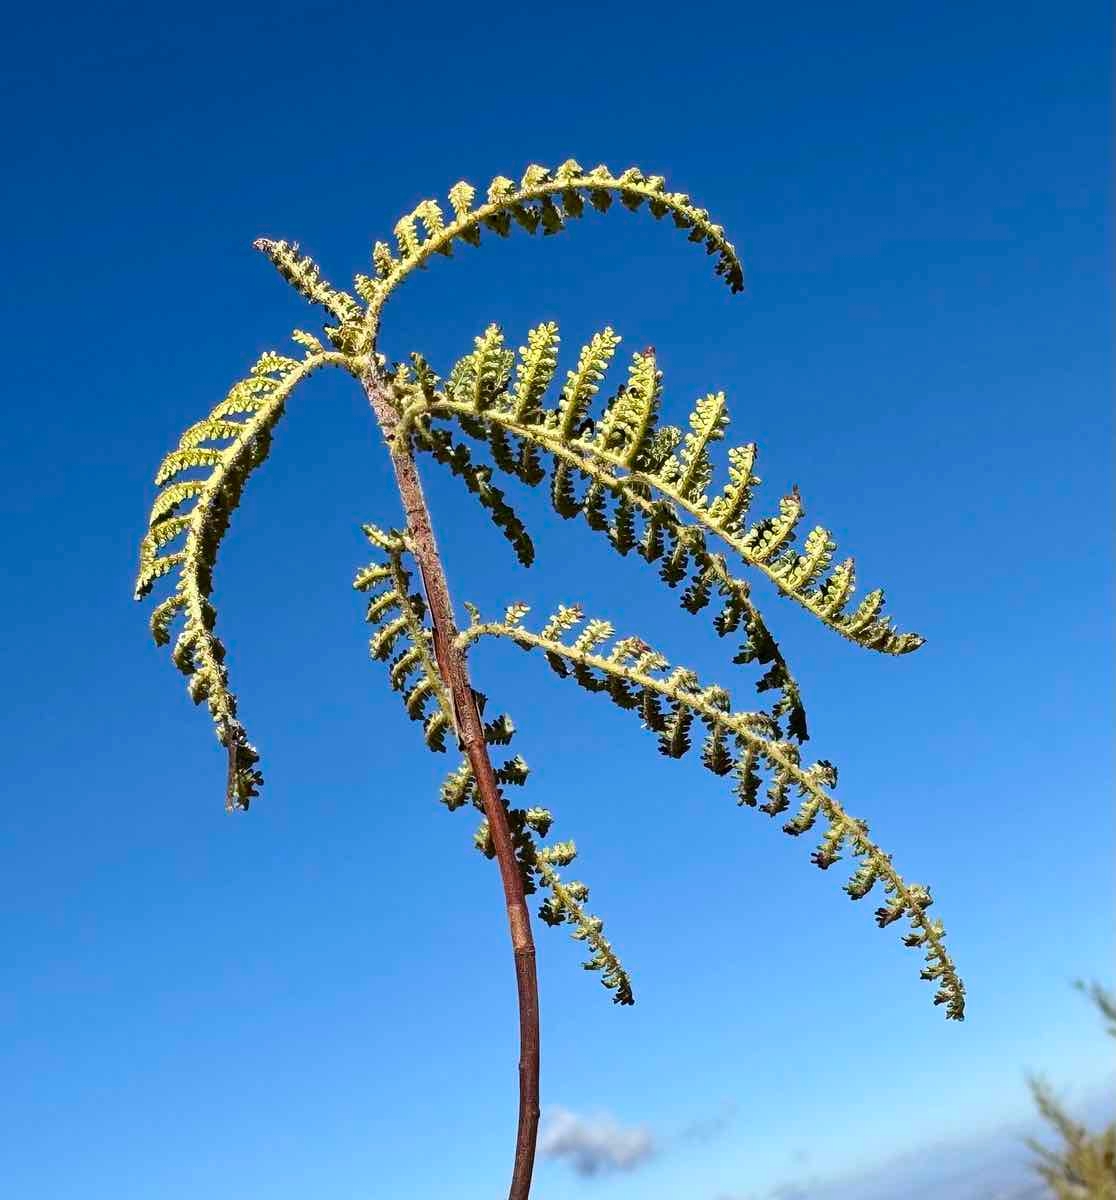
xmin=456 ymin=603 xmax=965 ymax=1021
xmin=389 ymin=337 xmax=807 ymax=739
xmin=353 ymin=534 xmax=632 ymax=1002
xmin=135 ymin=340 xmax=343 ymax=810
xmin=393 ymin=323 xmax=924 ymax=669
xmin=356 ymin=523 xmax=454 ymax=752
xmin=353 ymin=161 xmax=744 ymax=333
xmin=473 ymin=795 xmax=634 ymax=1006
xmin=533 ymin=842 xmax=634 ymax=1005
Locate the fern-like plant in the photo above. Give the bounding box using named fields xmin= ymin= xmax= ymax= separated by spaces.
xmin=1025 ymin=981 xmax=1116 ymax=1198
xmin=134 ymin=159 xmax=965 ymax=1200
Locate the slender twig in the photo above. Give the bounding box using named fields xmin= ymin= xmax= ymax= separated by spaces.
xmin=361 ymin=360 xmax=541 ymax=1200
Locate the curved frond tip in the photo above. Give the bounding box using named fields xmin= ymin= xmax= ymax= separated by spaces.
xmin=134 ymin=340 xmax=344 ymax=810
xmin=349 ymin=160 xmax=744 ymax=329
xmin=456 ymin=602 xmax=965 ymax=1020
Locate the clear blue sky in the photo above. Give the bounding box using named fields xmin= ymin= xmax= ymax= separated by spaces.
xmin=1 ymin=2 xmax=1110 ymax=1198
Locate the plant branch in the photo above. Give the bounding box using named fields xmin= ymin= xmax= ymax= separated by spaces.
xmin=360 ymin=360 xmax=541 ymax=1200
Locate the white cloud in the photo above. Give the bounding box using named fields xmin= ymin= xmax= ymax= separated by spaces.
xmin=540 ymin=1105 xmax=657 ymax=1176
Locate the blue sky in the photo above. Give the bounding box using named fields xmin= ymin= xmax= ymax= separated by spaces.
xmin=1 ymin=2 xmax=1111 ymax=1198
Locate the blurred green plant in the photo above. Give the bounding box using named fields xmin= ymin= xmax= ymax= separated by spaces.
xmin=1025 ymin=980 xmax=1116 ymax=1198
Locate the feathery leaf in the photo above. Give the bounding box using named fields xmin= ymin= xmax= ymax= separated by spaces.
xmin=135 ymin=344 xmax=340 ymax=810
xmin=457 ymin=606 xmax=964 ymax=1020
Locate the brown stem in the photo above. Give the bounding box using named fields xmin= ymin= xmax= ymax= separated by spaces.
xmin=361 ymin=363 xmax=541 ymax=1200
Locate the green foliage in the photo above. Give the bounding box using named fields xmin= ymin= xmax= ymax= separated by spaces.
xmin=250 ymin=240 xmax=367 ymax=353
xmin=1025 ymin=981 xmax=1116 ymax=1198
xmin=457 ymin=602 xmax=965 ymax=1020
xmin=356 ymin=536 xmax=633 ymax=1005
xmin=356 ymin=523 xmax=453 ymax=752
xmin=256 ymin=160 xmax=741 ymax=348
xmin=134 ymin=341 xmax=341 ymax=809
xmin=387 ymin=323 xmax=923 ymax=747
xmin=533 ymin=845 xmax=634 ymax=1006
xmin=393 ymin=323 xmax=921 ymax=659
xmin=345 ymin=160 xmax=744 ymax=332
xmin=394 ymin=342 xmax=536 ymax=568
xmin=140 ymin=159 xmax=748 ymax=805
xmin=137 ymin=157 xmax=963 ymax=1032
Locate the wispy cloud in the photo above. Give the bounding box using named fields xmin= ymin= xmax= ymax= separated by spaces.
xmin=539 ymin=1106 xmax=657 ymax=1176
xmin=540 ymin=1098 xmax=739 ymax=1178
xmin=714 ymin=1084 xmax=1114 ymax=1200
xmin=674 ymin=1100 xmax=739 ymax=1146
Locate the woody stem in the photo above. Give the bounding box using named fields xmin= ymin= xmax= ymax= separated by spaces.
xmin=361 ymin=362 xmax=541 ymax=1200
